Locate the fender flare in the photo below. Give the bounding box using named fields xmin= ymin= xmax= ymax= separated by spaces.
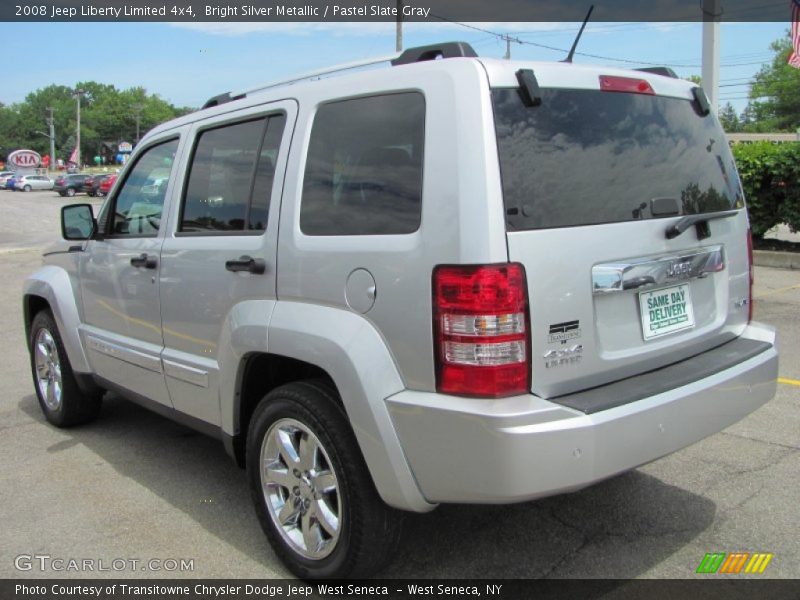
xmin=23 ymin=266 xmax=91 ymax=374
xmin=220 ymin=300 xmax=435 ymax=513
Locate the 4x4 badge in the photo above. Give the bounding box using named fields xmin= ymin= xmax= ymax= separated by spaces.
xmin=544 ymin=345 xmax=583 ymax=369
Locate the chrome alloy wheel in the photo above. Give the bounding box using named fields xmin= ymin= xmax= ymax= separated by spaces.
xmin=34 ymin=329 xmax=63 ymax=411
xmin=260 ymin=418 xmax=342 ymax=560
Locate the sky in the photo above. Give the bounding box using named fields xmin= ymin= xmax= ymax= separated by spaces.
xmin=0 ymin=20 xmax=790 ymax=115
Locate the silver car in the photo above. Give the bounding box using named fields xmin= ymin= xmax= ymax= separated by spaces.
xmin=22 ymin=42 xmax=778 ymax=578
xmin=15 ymin=174 xmax=54 ymax=192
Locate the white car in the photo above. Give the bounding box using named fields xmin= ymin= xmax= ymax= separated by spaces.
xmin=14 ymin=175 xmax=54 ymax=192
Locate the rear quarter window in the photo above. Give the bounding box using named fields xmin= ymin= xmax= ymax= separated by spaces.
xmin=300 ymin=92 xmax=425 ymax=236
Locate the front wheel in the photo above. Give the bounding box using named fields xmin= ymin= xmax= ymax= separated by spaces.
xmin=247 ymin=381 xmax=402 ymax=579
xmin=29 ymin=310 xmax=102 ymax=427
xmin=24 ymin=185 xmax=31 ymax=192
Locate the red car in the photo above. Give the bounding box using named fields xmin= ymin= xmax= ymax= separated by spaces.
xmin=97 ymin=174 xmax=118 ymax=197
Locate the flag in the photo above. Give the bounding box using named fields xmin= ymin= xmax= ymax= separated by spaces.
xmin=790 ymin=0 xmax=800 ymax=68
xmin=68 ymin=146 xmax=78 ymax=165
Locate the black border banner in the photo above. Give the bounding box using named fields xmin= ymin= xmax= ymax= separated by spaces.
xmin=0 ymin=0 xmax=794 ymax=23
xmin=4 ymin=579 xmax=800 ymax=600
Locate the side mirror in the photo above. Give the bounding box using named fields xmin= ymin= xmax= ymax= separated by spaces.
xmin=61 ymin=204 xmax=96 ymax=241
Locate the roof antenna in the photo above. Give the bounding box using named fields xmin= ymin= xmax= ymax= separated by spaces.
xmin=563 ymin=5 xmax=595 ymax=63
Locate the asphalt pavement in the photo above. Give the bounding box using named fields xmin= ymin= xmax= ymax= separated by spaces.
xmin=0 ymin=190 xmax=797 ymax=579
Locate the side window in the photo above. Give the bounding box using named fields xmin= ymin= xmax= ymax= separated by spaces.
xmin=109 ymin=138 xmax=178 ymax=237
xmin=180 ymin=114 xmax=285 ymax=233
xmin=300 ymin=92 xmax=425 ymax=236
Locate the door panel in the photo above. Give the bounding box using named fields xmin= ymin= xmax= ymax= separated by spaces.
xmin=80 ymin=136 xmax=182 ymax=407
xmin=159 ymin=103 xmax=295 ymax=425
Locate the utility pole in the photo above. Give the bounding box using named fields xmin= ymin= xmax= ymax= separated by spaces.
xmin=395 ymin=0 xmax=403 ymax=52
xmin=702 ymin=0 xmax=721 ymax=114
xmin=504 ymin=35 xmax=512 ymax=60
xmin=132 ymin=103 xmax=144 ymax=144
xmin=72 ymin=88 xmax=85 ymax=167
xmin=46 ymin=107 xmax=56 ymax=173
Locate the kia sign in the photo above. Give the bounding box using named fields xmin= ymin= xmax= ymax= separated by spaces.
xmin=8 ymin=149 xmax=41 ymax=169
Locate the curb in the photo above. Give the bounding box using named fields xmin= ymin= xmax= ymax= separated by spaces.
xmin=753 ymin=250 xmax=800 ymax=270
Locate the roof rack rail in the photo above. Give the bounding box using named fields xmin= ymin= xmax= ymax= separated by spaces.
xmin=201 ymin=91 xmax=246 ymax=110
xmin=200 ymin=41 xmax=479 ymax=110
xmin=635 ymin=66 xmax=678 ymax=79
xmin=391 ymin=42 xmax=477 ymax=65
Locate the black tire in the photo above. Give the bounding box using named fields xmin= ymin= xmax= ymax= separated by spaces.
xmin=24 ymin=185 xmax=31 ymax=192
xmin=66 ymin=187 xmax=76 ymax=197
xmin=58 ymin=191 xmax=66 ymax=197
xmin=29 ymin=310 xmax=102 ymax=427
xmin=246 ymin=380 xmax=402 ymax=579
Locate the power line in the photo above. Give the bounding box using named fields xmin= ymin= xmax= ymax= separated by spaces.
xmin=433 ymin=15 xmax=781 ymax=70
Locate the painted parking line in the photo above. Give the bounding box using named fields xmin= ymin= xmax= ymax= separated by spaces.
xmin=754 ymin=284 xmax=800 ymax=299
xmin=778 ymin=377 xmax=800 ymax=387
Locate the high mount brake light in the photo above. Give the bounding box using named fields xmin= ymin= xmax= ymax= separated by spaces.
xmin=599 ymin=75 xmax=655 ymax=96
xmin=433 ymin=263 xmax=530 ymax=398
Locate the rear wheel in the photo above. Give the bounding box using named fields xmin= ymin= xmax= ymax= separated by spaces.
xmin=247 ymin=381 xmax=402 ymax=578
xmin=29 ymin=310 xmax=102 ymax=427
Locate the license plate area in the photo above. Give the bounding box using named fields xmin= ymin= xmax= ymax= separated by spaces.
xmin=639 ymin=283 xmax=695 ymax=340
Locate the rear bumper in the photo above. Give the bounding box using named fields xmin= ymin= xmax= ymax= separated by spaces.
xmin=386 ymin=323 xmax=778 ymax=504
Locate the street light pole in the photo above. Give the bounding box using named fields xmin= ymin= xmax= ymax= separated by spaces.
xmin=396 ymin=0 xmax=403 ymax=52
xmin=131 ymin=103 xmax=144 ymax=145
xmin=72 ymin=89 xmax=85 ymax=167
xmin=46 ymin=107 xmax=56 ymax=173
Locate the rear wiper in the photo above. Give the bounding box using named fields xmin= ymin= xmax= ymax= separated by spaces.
xmin=665 ymin=210 xmax=739 ymax=240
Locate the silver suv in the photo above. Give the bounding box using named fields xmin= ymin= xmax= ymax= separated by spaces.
xmin=23 ymin=42 xmax=778 ymax=578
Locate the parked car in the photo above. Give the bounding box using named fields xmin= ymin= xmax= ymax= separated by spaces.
xmin=97 ymin=173 xmax=117 ymax=196
xmin=23 ymin=42 xmax=778 ymax=579
xmin=3 ymin=175 xmax=19 ymax=190
xmin=82 ymin=175 xmax=101 ymax=196
xmin=0 ymin=171 xmax=16 ymax=188
xmin=15 ymin=174 xmax=54 ymax=192
xmin=54 ymin=174 xmax=91 ymax=197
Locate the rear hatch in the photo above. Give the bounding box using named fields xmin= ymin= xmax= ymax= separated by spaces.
xmin=486 ymin=62 xmax=751 ymax=399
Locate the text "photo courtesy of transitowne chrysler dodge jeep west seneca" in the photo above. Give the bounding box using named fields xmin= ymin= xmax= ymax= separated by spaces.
xmin=23 ymin=42 xmax=778 ymax=579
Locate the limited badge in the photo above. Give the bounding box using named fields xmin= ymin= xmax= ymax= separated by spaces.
xmin=548 ymin=320 xmax=581 ymax=344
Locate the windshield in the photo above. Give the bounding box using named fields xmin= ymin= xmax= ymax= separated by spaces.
xmin=492 ymin=88 xmax=744 ymax=231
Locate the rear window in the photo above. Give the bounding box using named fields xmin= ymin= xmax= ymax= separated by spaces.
xmin=492 ymin=88 xmax=744 ymax=231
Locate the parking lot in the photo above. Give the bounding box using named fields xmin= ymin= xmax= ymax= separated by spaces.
xmin=0 ymin=189 xmax=798 ymax=579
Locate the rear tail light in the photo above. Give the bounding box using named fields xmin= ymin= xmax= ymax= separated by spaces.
xmin=433 ymin=263 xmax=530 ymax=398
xmin=746 ymin=228 xmax=754 ymax=323
xmin=599 ymin=75 xmax=655 ymax=95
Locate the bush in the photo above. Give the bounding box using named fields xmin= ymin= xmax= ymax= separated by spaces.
xmin=731 ymin=142 xmax=800 ymax=237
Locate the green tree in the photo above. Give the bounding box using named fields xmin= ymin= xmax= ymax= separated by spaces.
xmin=746 ymin=35 xmax=800 ymax=132
xmin=718 ymin=102 xmax=742 ymax=132
xmin=0 ymin=82 xmax=194 ymax=164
